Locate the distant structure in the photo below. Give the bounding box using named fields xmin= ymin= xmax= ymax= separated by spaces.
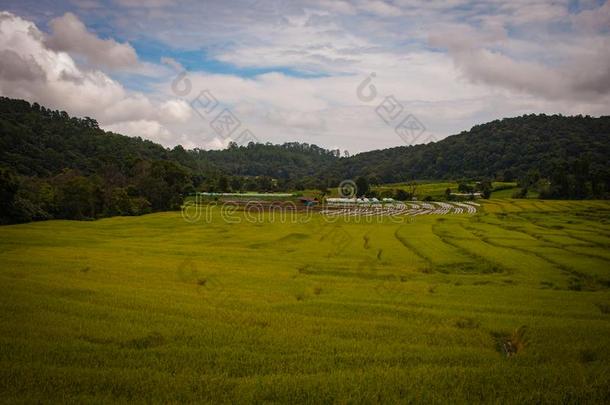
xmin=326 ymin=197 xmax=384 ymax=205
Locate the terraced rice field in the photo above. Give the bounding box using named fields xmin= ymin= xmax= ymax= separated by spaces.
xmin=0 ymin=199 xmax=609 ymax=403
xmin=321 ymin=201 xmax=480 ymax=216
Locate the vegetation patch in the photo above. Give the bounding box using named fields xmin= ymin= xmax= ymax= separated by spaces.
xmin=492 ymin=326 xmax=528 ymax=357
xmin=56 ymin=287 xmax=95 ymax=299
xmin=363 ymin=235 xmax=370 ymax=249
xmin=567 ymin=274 xmax=610 ymax=292
xmin=455 ymin=317 xmax=480 ymax=329
xmin=278 ymin=233 xmax=310 ymax=243
xmin=434 ymin=262 xmax=503 ymax=274
xmin=595 ymin=302 xmax=610 ymax=314
xmin=79 ymin=335 xmax=116 ymax=346
xmin=579 ymin=349 xmax=598 ymax=363
xmin=122 ymin=332 xmax=166 ymax=350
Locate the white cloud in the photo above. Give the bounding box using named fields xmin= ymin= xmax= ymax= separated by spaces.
xmin=159 ymin=99 xmax=192 ymax=123
xmin=1 ymin=1 xmax=610 ymax=154
xmin=428 ymin=9 xmax=610 ymax=104
xmin=0 ymin=11 xmax=182 ymax=146
xmin=0 ymin=49 xmax=46 ymax=81
xmin=105 ymin=119 xmax=172 ymax=143
xmin=266 ymin=109 xmax=326 ymax=131
xmin=45 ymin=12 xmax=138 ymax=70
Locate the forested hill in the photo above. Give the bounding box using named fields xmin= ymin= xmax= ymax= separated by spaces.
xmin=0 ymin=97 xmax=336 ymax=181
xmin=0 ymin=98 xmax=169 ymax=177
xmin=0 ymin=97 xmax=338 ymax=222
xmin=336 ymin=114 xmax=610 ymax=183
xmin=1 ymin=96 xmax=610 ymax=223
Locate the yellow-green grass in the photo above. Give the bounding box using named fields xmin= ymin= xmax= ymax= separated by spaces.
xmin=374 ymin=181 xmax=457 ymax=199
xmin=0 ymin=200 xmax=609 ymax=403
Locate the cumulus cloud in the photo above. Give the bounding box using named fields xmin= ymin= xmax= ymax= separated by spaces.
xmin=428 ymin=8 xmax=610 ymax=104
xmin=0 ymin=49 xmax=46 ymax=81
xmin=159 ymin=99 xmax=192 ymax=123
xmin=45 ymin=12 xmax=138 ymax=70
xmin=0 ymin=11 xmax=180 ymax=145
xmin=104 ymin=119 xmax=172 ymax=142
xmin=266 ymin=109 xmax=326 ymax=131
xmin=1 ymin=1 xmax=610 ymax=153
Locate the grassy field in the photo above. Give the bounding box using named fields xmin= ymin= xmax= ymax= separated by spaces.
xmin=1 ymin=199 xmax=609 ymax=403
xmin=373 ymin=181 xmax=458 ymax=199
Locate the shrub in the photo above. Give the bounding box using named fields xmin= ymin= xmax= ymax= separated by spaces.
xmin=512 ymin=188 xmax=528 ymax=198
xmin=394 ymin=189 xmax=410 ymax=201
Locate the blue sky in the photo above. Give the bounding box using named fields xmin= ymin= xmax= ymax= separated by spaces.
xmin=0 ymin=0 xmax=609 ymax=152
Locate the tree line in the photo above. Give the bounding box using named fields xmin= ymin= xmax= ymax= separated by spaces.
xmin=1 ymin=97 xmax=609 ymax=223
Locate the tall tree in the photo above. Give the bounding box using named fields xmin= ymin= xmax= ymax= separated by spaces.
xmin=355 ymin=176 xmax=370 ymax=197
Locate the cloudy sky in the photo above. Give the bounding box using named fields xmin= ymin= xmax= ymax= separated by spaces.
xmin=0 ymin=0 xmax=609 ymax=153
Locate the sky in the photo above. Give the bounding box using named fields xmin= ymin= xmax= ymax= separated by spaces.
xmin=0 ymin=0 xmax=609 ymax=154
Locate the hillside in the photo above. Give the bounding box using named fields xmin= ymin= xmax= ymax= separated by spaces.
xmin=1 ymin=96 xmax=609 ymax=223
xmin=0 ymin=97 xmax=338 ymax=187
xmin=337 ymin=114 xmax=610 ymax=182
xmin=3 ymin=97 xmax=610 ymax=183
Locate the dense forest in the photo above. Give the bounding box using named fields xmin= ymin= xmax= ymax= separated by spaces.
xmin=1 ymin=97 xmax=609 ymax=223
xmin=340 ymin=114 xmax=610 ymax=182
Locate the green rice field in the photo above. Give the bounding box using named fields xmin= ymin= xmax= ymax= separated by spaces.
xmin=1 ymin=199 xmax=609 ymax=403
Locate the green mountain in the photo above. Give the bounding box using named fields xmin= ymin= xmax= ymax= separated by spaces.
xmin=1 ymin=96 xmax=609 ymax=223
xmin=338 ymin=114 xmax=610 ymax=182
